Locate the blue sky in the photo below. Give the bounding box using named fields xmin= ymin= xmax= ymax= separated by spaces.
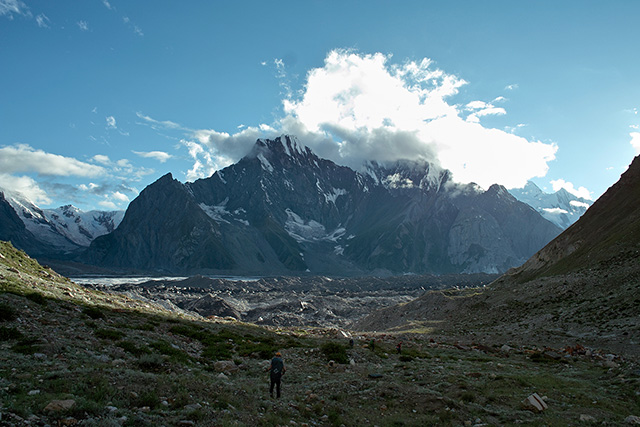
xmin=1 ymin=0 xmax=639 ymax=211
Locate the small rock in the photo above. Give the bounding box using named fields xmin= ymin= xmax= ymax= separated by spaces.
xmin=139 ymin=406 xmax=150 ymax=412
xmin=217 ymin=372 xmax=229 ymax=380
xmin=522 ymin=393 xmax=548 ymax=412
xmin=184 ymin=403 xmax=202 ymax=412
xmin=178 ymin=421 xmax=195 ymax=426
xmin=33 ymin=353 xmax=47 ymax=359
xmin=105 ymin=406 xmax=118 ymax=412
xmin=580 ymin=414 xmax=596 ymax=422
xmin=603 ymin=360 xmax=619 ymax=369
xmin=625 ymin=415 xmax=640 ymax=424
xmin=214 ymin=360 xmax=238 ymax=373
xmin=28 ymin=390 xmax=40 ymax=396
xmin=44 ymin=399 xmax=76 ymax=412
xmin=500 ymin=345 xmax=513 ymax=353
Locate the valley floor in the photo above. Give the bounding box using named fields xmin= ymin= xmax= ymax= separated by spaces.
xmin=0 ymin=242 xmax=639 ymax=426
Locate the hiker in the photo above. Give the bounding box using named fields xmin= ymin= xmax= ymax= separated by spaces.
xmin=267 ymin=351 xmax=286 ymax=398
xmin=396 ymin=342 xmax=402 ymax=354
xmin=370 ymin=339 xmax=375 ymax=351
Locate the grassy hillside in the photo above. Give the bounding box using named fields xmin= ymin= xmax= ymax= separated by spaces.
xmin=1 ymin=241 xmax=639 ymax=426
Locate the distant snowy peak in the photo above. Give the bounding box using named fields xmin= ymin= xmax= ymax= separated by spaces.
xmin=0 ymin=188 xmax=124 ymax=248
xmin=46 ymin=206 xmax=125 ymax=247
xmin=509 ymin=181 xmax=592 ymax=229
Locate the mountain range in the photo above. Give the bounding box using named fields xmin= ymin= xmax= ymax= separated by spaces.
xmin=77 ymin=135 xmax=562 ymax=276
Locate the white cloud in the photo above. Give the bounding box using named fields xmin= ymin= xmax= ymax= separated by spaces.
xmin=102 ymin=0 xmax=113 ymax=10
xmin=277 ymin=50 xmax=556 ymax=189
xmin=0 ymin=0 xmax=28 ymax=17
xmin=106 ymin=116 xmax=117 ymax=129
xmin=92 ymin=154 xmax=111 ymax=165
xmin=99 ymin=200 xmax=118 ymax=210
xmin=0 ymin=173 xmax=50 ymax=204
xmin=133 ymin=150 xmax=173 ymax=163
xmin=630 ymin=132 xmax=640 ymax=154
xmin=35 ymin=13 xmax=49 ymax=28
xmin=77 ymin=20 xmax=89 ymax=31
xmin=551 ymin=179 xmax=592 ymax=200
xmin=505 ymin=84 xmax=519 ymax=90
xmin=112 ymin=191 xmax=129 ymax=202
xmin=136 ymin=112 xmax=184 ymax=130
xmin=0 ymin=144 xmax=105 ymax=177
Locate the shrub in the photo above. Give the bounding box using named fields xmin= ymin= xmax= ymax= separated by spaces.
xmin=150 ymin=340 xmax=190 ymax=363
xmin=12 ymin=337 xmax=40 ymax=354
xmin=321 ymin=342 xmax=349 ymax=364
xmin=0 ymin=303 xmax=17 ymax=322
xmin=82 ymin=306 xmax=106 ymax=320
xmin=399 ymin=355 xmax=414 ymax=362
xmin=137 ymin=353 xmax=166 ymax=372
xmin=0 ymin=326 xmax=23 ymax=341
xmin=25 ymin=292 xmax=47 ymax=305
xmin=202 ymin=341 xmax=233 ymax=361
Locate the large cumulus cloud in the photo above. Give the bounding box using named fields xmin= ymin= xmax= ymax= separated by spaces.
xmin=188 ymin=49 xmax=557 ymax=189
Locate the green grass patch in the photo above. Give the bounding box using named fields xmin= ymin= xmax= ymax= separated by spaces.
xmin=95 ymin=328 xmax=126 ymax=340
xmin=117 ymin=340 xmax=150 ymax=356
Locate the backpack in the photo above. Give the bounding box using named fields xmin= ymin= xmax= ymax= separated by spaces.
xmin=271 ymin=357 xmax=284 ymax=375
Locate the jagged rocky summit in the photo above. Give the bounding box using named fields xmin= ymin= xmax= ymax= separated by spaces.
xmin=81 ymin=135 xmax=561 ymax=276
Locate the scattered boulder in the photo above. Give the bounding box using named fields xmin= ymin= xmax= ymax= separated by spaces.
xmin=580 ymin=414 xmax=596 ymax=422
xmin=625 ymin=415 xmax=640 ymax=424
xmin=521 ymin=393 xmax=548 ymax=412
xmin=214 ymin=360 xmax=238 ymax=373
xmin=44 ymin=399 xmax=76 ymax=412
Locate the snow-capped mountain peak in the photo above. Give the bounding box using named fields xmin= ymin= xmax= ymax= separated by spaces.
xmin=509 ymin=181 xmax=592 ymax=229
xmin=0 ymin=187 xmax=124 ymax=249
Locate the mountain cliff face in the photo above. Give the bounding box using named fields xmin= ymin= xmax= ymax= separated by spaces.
xmin=83 ymin=135 xmax=562 ymax=275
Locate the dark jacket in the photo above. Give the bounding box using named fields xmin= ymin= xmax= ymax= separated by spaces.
xmin=270 ymin=357 xmax=285 ymax=378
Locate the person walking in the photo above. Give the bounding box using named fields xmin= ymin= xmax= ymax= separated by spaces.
xmin=268 ymin=352 xmax=286 ymax=398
